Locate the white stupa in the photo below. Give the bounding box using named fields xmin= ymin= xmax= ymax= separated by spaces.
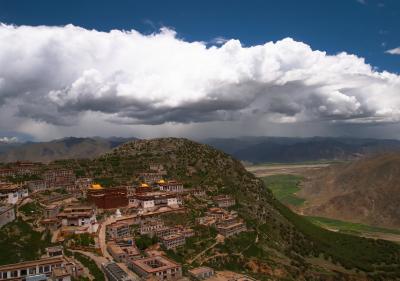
xmin=115 ymin=209 xmax=122 ymax=218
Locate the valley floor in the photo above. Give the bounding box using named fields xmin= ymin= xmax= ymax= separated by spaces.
xmin=245 ymin=163 xmax=331 ymax=177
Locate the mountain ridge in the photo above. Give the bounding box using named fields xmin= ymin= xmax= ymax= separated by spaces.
xmin=0 ymin=136 xmax=137 ymax=163
xmin=204 ymin=136 xmax=400 ymax=163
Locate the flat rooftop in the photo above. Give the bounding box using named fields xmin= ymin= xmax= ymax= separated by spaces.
xmin=63 ymin=205 xmax=93 ymax=211
xmin=188 ymin=266 xmax=214 ymax=275
xmin=109 ymin=221 xmax=129 ymax=228
xmin=108 ymin=242 xmax=125 ymax=255
xmin=0 ymin=185 xmax=24 ymax=192
xmin=58 ymin=211 xmax=93 ymax=218
xmin=130 ymin=255 xmax=180 ymax=273
xmin=103 ymin=262 xmax=130 ymax=281
xmin=161 ymin=234 xmax=184 ymax=241
xmin=132 ymin=192 xmax=176 ymax=199
xmin=0 ymin=256 xmax=64 ymax=271
xmin=217 ymin=222 xmax=245 ymax=230
xmin=213 ymin=195 xmax=234 ymax=200
xmin=52 ymin=267 xmax=70 ymax=278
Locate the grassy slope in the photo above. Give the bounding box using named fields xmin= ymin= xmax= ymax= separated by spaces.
xmin=0 ymin=219 xmax=51 ymax=264
xmin=73 ymin=252 xmax=105 ymax=281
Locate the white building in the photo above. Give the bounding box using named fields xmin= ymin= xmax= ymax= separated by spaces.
xmin=129 ymin=192 xmax=180 ymax=210
xmin=160 ymin=234 xmax=185 ymax=250
xmin=139 ymin=219 xmax=165 ymax=236
xmin=57 ymin=205 xmax=98 ymax=233
xmin=0 ymin=205 xmax=15 ymax=228
xmin=157 ymin=180 xmax=184 ymax=193
xmin=0 ymin=183 xmax=28 ymax=205
xmin=27 ymin=180 xmax=47 ymax=193
xmin=0 ymin=256 xmax=83 ymax=281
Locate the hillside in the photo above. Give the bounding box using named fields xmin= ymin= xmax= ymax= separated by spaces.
xmin=0 ymin=137 xmax=135 ymax=163
xmin=300 ymin=153 xmax=400 ymax=229
xmin=204 ymin=137 xmax=400 ymax=163
xmin=58 ymin=138 xmax=400 ymax=280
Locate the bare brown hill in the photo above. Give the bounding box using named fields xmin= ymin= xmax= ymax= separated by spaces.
xmin=300 ymin=153 xmax=400 ymax=228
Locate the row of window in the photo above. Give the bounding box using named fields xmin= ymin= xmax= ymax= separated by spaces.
xmin=0 ymin=263 xmax=61 ymax=279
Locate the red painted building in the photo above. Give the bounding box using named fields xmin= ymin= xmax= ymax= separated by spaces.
xmin=87 ymin=185 xmax=128 ymax=209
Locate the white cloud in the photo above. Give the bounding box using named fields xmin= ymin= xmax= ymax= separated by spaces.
xmin=0 ymin=23 xmax=400 ymax=140
xmin=0 ymin=136 xmax=19 ymax=143
xmin=210 ymin=36 xmax=229 ymax=45
xmin=386 ymin=47 xmax=400 ymax=55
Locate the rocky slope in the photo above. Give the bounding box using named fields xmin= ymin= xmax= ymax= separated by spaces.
xmin=60 ymin=138 xmax=400 ymax=280
xmin=300 ymin=153 xmax=400 ymax=229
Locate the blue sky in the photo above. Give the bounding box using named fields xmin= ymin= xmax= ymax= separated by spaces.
xmin=1 ymin=0 xmax=399 ymax=73
xmin=0 ymin=0 xmax=400 ymax=141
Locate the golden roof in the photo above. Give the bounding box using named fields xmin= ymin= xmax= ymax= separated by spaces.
xmin=157 ymin=179 xmax=166 ymax=184
xmin=90 ymin=184 xmax=103 ymax=190
xmin=140 ymin=183 xmax=149 ymax=188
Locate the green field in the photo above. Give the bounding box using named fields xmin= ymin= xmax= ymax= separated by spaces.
xmin=262 ymin=174 xmax=305 ymax=206
xmin=307 ymin=216 xmax=400 ymax=236
xmin=19 ymin=201 xmax=43 ymax=216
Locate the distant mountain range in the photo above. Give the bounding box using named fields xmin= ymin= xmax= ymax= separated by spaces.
xmin=0 ymin=137 xmax=136 ymax=163
xmin=203 ymin=136 xmax=400 ymax=163
xmin=2 ymin=136 xmax=400 ymax=163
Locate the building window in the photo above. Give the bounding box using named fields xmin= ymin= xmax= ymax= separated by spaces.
xmin=11 ymin=271 xmax=18 ymax=277
xmin=20 ymin=269 xmax=27 ymax=276
xmin=29 ymin=268 xmax=36 ymax=274
xmin=44 ymin=265 xmax=50 ymax=272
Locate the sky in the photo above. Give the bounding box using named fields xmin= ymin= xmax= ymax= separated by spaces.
xmin=0 ymin=0 xmax=399 ymax=142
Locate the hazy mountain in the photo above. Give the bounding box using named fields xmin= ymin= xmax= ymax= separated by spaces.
xmin=0 ymin=137 xmax=136 ymax=163
xmin=300 ymin=153 xmax=400 ymax=228
xmin=0 ymin=143 xmax=22 ymax=154
xmin=204 ymin=136 xmax=400 ymax=163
